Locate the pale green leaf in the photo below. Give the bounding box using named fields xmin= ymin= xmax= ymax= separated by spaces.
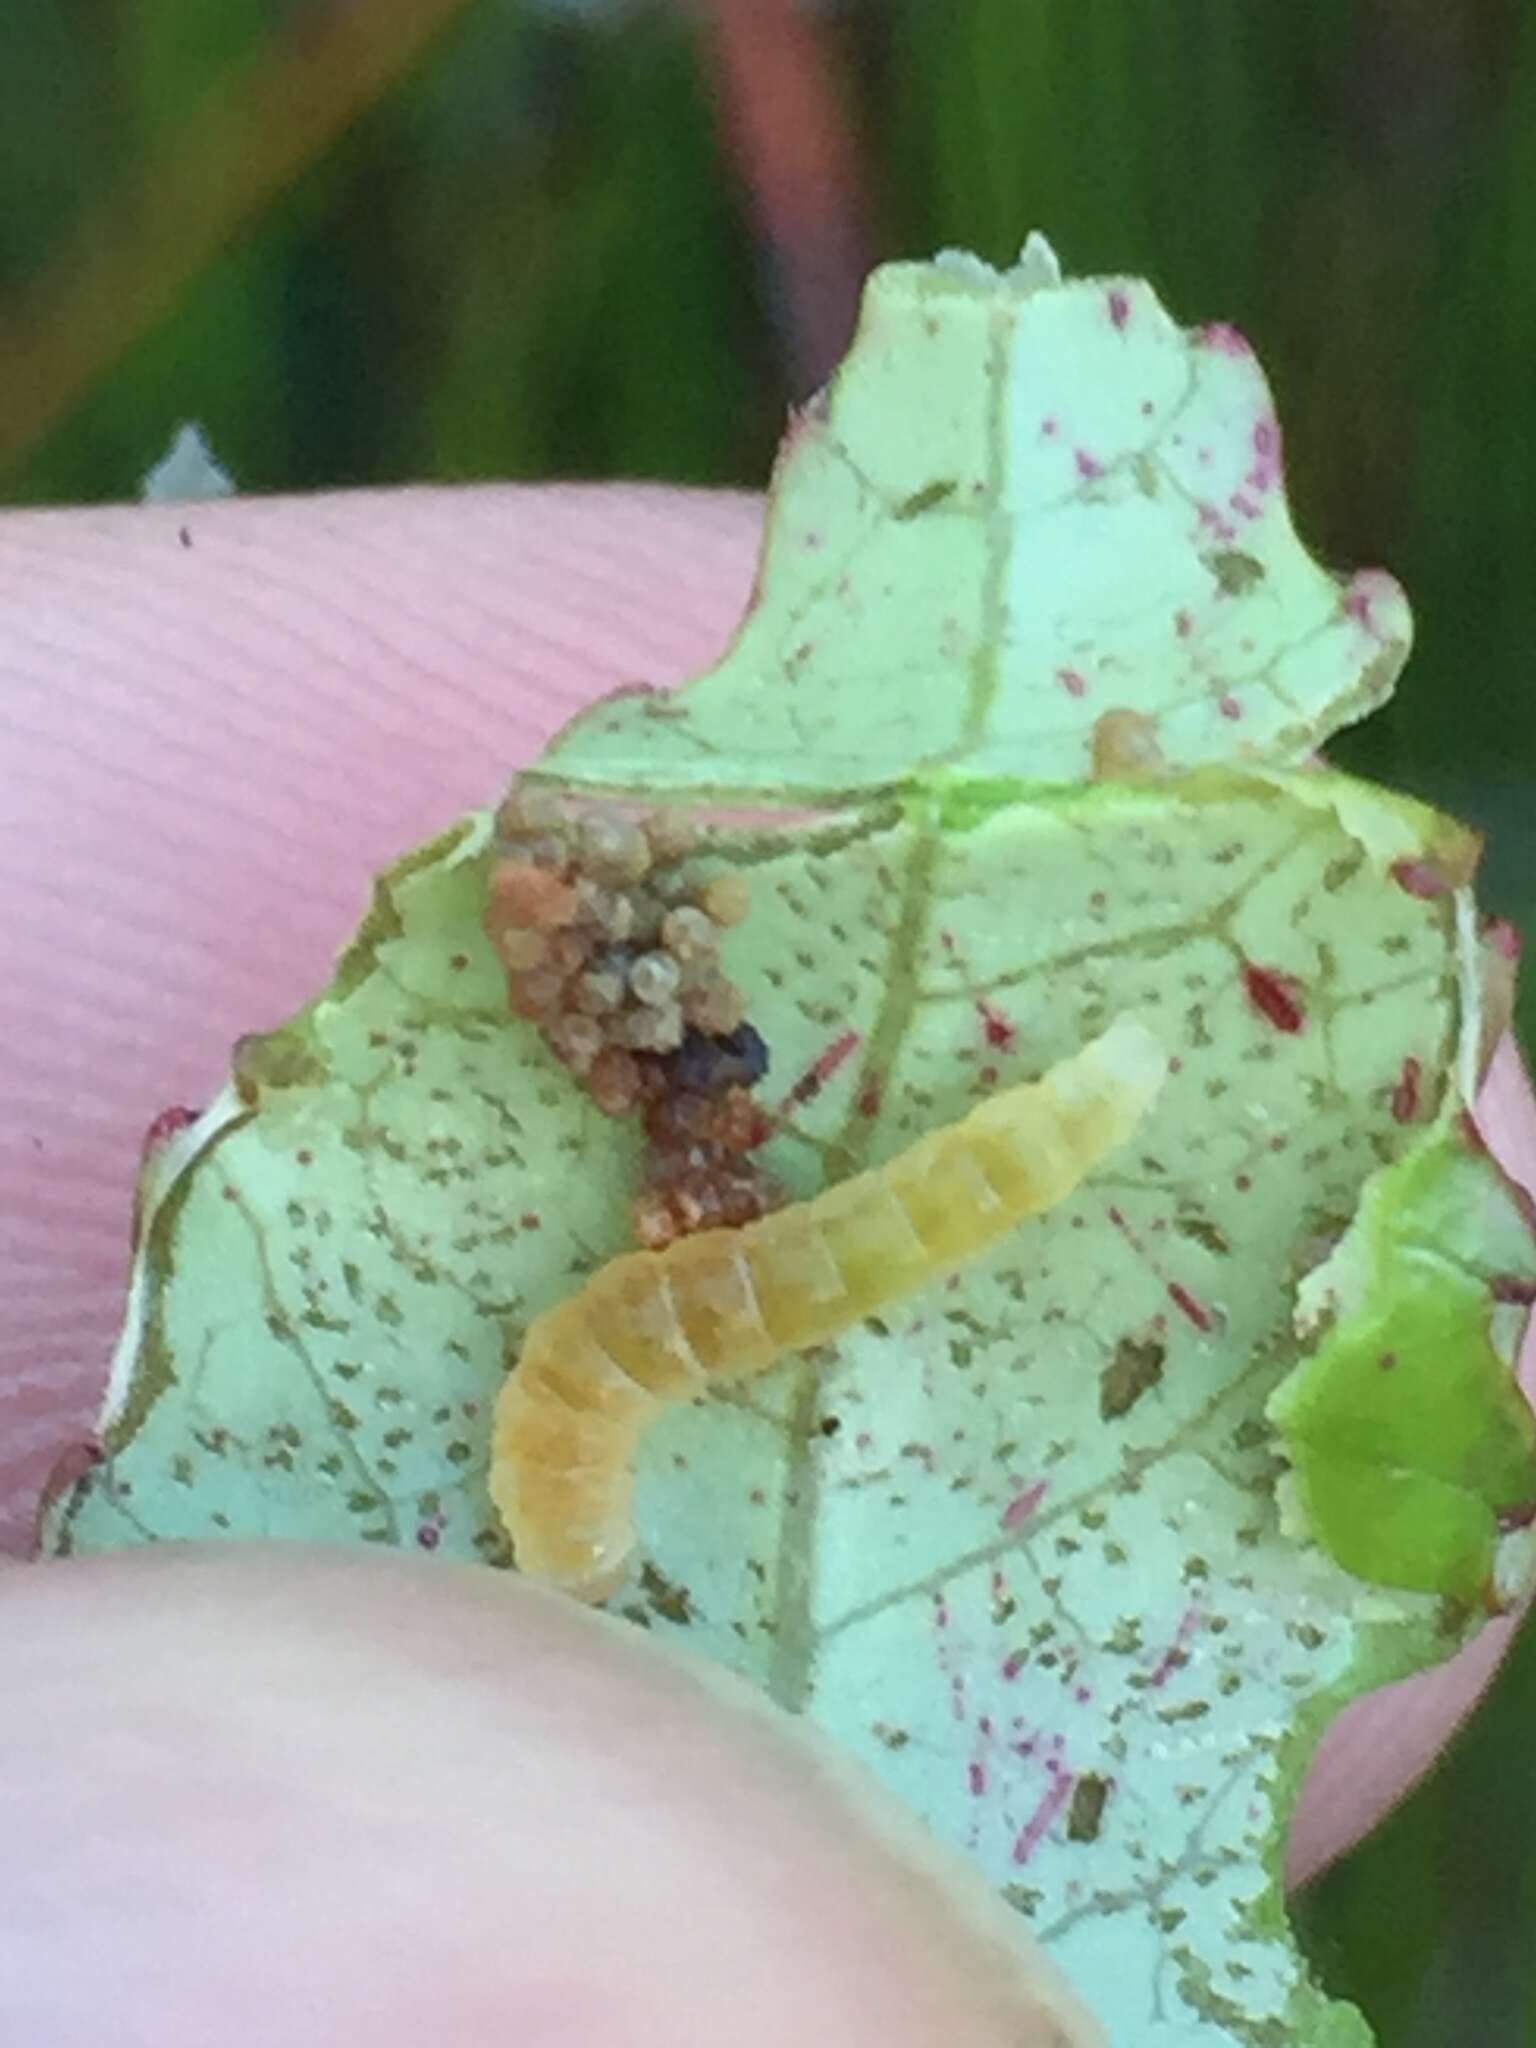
xmin=543 ymin=237 xmax=1410 ymax=796
xmin=42 ymin=246 xmax=1536 ymax=2048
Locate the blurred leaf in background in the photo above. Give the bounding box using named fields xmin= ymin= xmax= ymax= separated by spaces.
xmin=1 ymin=1 xmax=1533 ymax=2039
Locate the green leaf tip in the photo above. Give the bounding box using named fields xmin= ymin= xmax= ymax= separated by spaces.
xmin=544 ymin=235 xmax=1411 ymax=797
xmin=1269 ymin=1121 xmax=1536 ymax=1605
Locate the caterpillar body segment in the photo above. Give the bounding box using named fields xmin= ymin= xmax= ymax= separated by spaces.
xmin=583 ymin=1259 xmax=715 ymax=1398
xmin=492 ymin=1017 xmax=1167 ymax=1600
xmin=504 ymin=1447 xmax=642 ymax=1595
xmin=801 ymin=1175 xmax=931 ymax=1316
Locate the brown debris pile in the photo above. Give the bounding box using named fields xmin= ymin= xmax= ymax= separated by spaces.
xmin=486 ymin=781 xmax=783 ymax=1248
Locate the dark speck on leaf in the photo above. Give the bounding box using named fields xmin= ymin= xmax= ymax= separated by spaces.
xmin=1173 ymin=1212 xmax=1230 ymax=1257
xmin=1067 ymin=1774 xmax=1110 ymax=1843
xmin=1100 ymin=1336 xmax=1166 ymax=1421
xmin=1206 ymin=549 xmax=1266 ymax=596
xmin=894 ymin=479 xmax=958 ymax=520
xmin=639 ymin=1560 xmax=694 ymax=1625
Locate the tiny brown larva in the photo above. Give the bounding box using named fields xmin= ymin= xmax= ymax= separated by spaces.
xmin=489 ymin=1016 xmax=1167 ymax=1601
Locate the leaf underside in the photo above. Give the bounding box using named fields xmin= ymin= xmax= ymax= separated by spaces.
xmin=41 ymin=242 xmax=1536 ymax=2047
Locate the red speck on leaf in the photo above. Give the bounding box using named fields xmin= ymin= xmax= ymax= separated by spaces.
xmin=1341 ymin=570 xmax=1400 ymax=639
xmin=856 ymin=1073 xmax=883 ymax=1118
xmin=1391 ymin=1056 xmax=1423 ymax=1124
xmin=1150 ymin=1608 xmax=1201 ymax=1686
xmin=1200 ymin=322 xmax=1252 ymax=357
xmin=1246 ymin=417 xmax=1284 ymax=495
xmin=785 ymin=1029 xmax=861 ymax=1110
xmin=1175 ymin=609 xmax=1195 ymax=639
xmin=1167 ymin=1282 xmax=1215 ymax=1332
xmin=1075 ymin=449 xmax=1104 ymax=481
xmin=977 ymin=1000 xmax=1018 ymax=1054
xmin=1390 ymin=857 xmax=1452 ymax=900
xmin=142 ymin=1105 xmax=198 ymax=1159
xmin=1040 ymin=415 xmax=1059 ymax=438
xmin=1218 ymin=693 xmax=1243 ymax=721
xmin=968 ymin=1762 xmax=988 ymax=1796
xmin=1001 ymin=1479 xmax=1048 ymax=1530
xmin=416 ymin=1523 xmax=441 ymax=1550
xmin=1002 ymin=1650 xmax=1027 ymax=1681
xmin=1345 ymin=589 xmax=1372 ymax=627
xmin=520 ymin=1211 xmax=542 ymax=1230
xmin=1107 ymin=288 xmax=1130 ymax=331
xmin=1484 ymin=915 xmax=1523 ymax=962
xmin=1198 ymin=502 xmax=1238 ymax=543
xmin=1057 ymin=666 xmax=1089 ymax=698
xmin=1242 ymin=961 xmax=1306 ymax=1033
xmin=1013 ymin=1775 xmax=1075 ymax=1864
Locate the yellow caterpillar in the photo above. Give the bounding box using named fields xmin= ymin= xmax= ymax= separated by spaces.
xmin=491 ymin=1017 xmax=1167 ymax=1601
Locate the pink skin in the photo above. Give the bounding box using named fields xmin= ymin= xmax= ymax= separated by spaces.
xmin=0 ymin=1545 xmax=1099 ymax=2048
xmin=1 ymin=485 xmax=1533 ymax=2021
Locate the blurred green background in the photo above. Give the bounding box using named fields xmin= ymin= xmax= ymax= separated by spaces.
xmin=2 ymin=1 xmax=1532 ymax=2037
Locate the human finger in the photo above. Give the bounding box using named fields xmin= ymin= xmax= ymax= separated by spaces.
xmin=0 ymin=483 xmax=760 ymax=1545
xmin=0 ymin=1543 xmax=1100 ymax=2048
